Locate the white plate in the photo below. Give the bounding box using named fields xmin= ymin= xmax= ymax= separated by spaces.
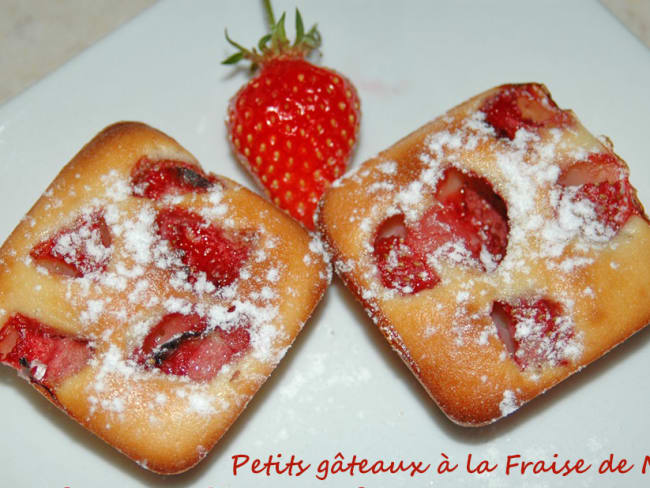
xmin=1 ymin=1 xmax=649 ymax=486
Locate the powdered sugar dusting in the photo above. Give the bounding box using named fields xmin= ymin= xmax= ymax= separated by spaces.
xmin=187 ymin=391 xmax=217 ymax=415
xmin=499 ymin=389 xmax=519 ymax=416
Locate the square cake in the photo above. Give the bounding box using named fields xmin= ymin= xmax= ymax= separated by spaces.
xmin=0 ymin=122 xmax=330 ymax=473
xmin=317 ymin=83 xmax=650 ymax=425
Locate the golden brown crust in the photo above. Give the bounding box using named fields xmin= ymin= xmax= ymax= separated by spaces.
xmin=317 ymin=84 xmax=650 ymax=426
xmin=0 ymin=122 xmax=330 ymax=473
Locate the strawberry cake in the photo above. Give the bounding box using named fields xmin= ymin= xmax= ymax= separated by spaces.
xmin=0 ymin=122 xmax=330 ymax=473
xmin=317 ymin=83 xmax=650 ymax=426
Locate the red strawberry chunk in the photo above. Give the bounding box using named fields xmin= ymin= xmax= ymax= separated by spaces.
xmin=131 ymin=157 xmax=218 ymax=200
xmin=159 ymin=327 xmax=250 ymax=382
xmin=373 ymin=169 xmax=508 ymax=294
xmin=0 ymin=314 xmax=93 ymax=388
xmin=409 ymin=169 xmax=509 ymax=270
xmin=578 ymin=180 xmax=641 ymax=232
xmin=480 ymin=84 xmax=570 ymax=139
xmin=132 ymin=313 xmax=208 ymax=364
xmin=156 ymin=207 xmax=250 ymax=288
xmin=557 ymin=152 xmax=623 ymax=187
xmin=491 ymin=298 xmax=573 ymax=369
xmin=220 ymin=325 xmax=251 ymax=353
xmin=558 ymin=152 xmax=644 ymax=234
xmin=159 ymin=335 xmax=232 ymax=382
xmin=133 ymin=313 xmax=250 ymax=382
xmin=30 ymin=212 xmax=112 ymax=278
xmin=373 ymin=215 xmax=440 ymax=293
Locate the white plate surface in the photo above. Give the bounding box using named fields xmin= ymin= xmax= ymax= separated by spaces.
xmin=0 ymin=1 xmax=649 ymax=486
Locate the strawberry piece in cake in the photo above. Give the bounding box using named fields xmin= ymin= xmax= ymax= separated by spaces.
xmin=30 ymin=211 xmax=111 ymax=277
xmin=132 ymin=312 xmax=251 ymax=382
xmin=155 ymin=207 xmax=250 ymax=288
xmin=558 ymin=152 xmax=644 ymax=235
xmin=408 ymin=168 xmax=509 ymax=273
xmin=131 ymin=157 xmax=219 ymax=199
xmin=373 ymin=215 xmax=440 ymax=293
xmin=372 ymin=168 xmax=509 ymax=294
xmin=491 ymin=298 xmax=575 ymax=369
xmin=0 ymin=314 xmax=93 ymax=389
xmin=157 ymin=326 xmax=250 ymax=382
xmin=132 ymin=313 xmax=208 ymax=365
xmin=480 ymin=83 xmax=570 ymax=139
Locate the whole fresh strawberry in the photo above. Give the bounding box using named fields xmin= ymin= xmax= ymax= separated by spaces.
xmin=224 ymin=0 xmax=360 ymax=230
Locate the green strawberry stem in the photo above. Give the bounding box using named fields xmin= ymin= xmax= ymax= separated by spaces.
xmin=223 ymin=0 xmax=321 ymax=69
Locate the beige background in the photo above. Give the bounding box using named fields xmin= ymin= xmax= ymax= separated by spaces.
xmin=0 ymin=0 xmax=648 ymax=106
